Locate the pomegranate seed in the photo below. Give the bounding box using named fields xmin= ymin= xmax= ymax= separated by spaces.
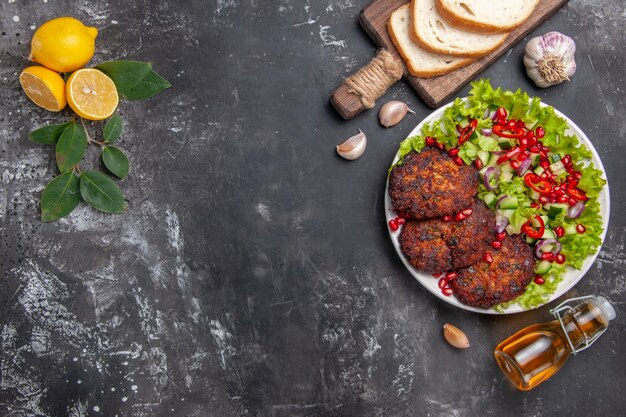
xmin=539 ymin=149 xmax=549 ymax=158
xmin=454 ymin=212 xmax=467 ymax=222
xmin=554 ymin=189 xmax=565 ymax=197
xmin=389 ymin=219 xmax=399 ymax=231
xmin=531 ymin=202 xmax=541 ymax=209
xmin=568 ymin=197 xmax=577 ymax=206
xmin=453 ymin=157 xmax=463 ymax=166
xmin=557 ymin=196 xmax=569 ymax=203
xmin=577 ymin=224 xmax=586 ymax=234
xmin=445 ymin=271 xmax=458 ymax=280
xmin=529 ymin=145 xmax=540 ymax=153
xmin=491 ymin=241 xmax=502 ymax=250
xmin=474 ymin=159 xmax=483 ymax=169
xmin=496 ymin=107 xmax=508 ymax=120
xmin=562 ymin=155 xmax=572 ymax=166
xmin=483 ymin=252 xmax=494 ymax=264
xmin=517 ymin=120 xmax=527 ymax=129
xmin=442 ymin=215 xmax=453 ymax=222
xmin=539 ymin=159 xmax=550 ymax=169
xmin=574 ymin=171 xmax=582 ymax=180
xmin=433 ymin=272 xmax=442 ymax=278
xmin=524 ymin=130 xmax=535 ymax=140
xmin=520 ymin=137 xmax=529 ymax=147
xmin=510 ymin=160 xmax=520 ymax=169
xmin=396 ymin=217 xmax=406 ymax=225
xmin=438 ymin=277 xmax=448 ymax=289
xmin=436 ymin=141 xmax=445 ymax=150
xmin=556 ymin=253 xmax=566 ymax=264
xmin=538 ymin=196 xmax=549 ymax=205
xmin=442 ymin=287 xmax=454 ymax=296
xmin=425 ymin=136 xmax=435 ymax=146
xmin=535 ymin=127 xmax=545 ymax=138
xmin=461 ymin=208 xmax=473 ymax=217
xmin=555 ymin=226 xmax=565 ymax=238
xmin=541 ymin=252 xmax=555 ymax=262
xmin=496 ymin=231 xmax=507 ymax=241
xmin=508 ymin=119 xmax=517 ymax=130
xmin=496 ymin=117 xmax=507 ymax=126
xmin=448 ymin=148 xmax=459 ymax=156
xmin=534 ymin=275 xmax=545 ymax=285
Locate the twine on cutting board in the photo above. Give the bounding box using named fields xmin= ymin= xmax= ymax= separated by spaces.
xmin=344 ymin=49 xmax=403 ymax=109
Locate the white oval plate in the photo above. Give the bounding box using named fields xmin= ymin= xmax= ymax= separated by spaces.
xmin=385 ymin=100 xmax=610 ymax=314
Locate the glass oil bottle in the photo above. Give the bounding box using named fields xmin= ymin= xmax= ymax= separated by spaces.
xmin=494 ymin=295 xmax=615 ymax=391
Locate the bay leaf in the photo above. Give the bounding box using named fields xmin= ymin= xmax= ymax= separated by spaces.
xmin=40 ymin=171 xmax=80 ymax=222
xmin=102 ymin=146 xmax=130 ymax=179
xmin=103 ymin=114 xmax=123 ymax=143
xmin=79 ymin=171 xmax=126 ymax=213
xmin=29 ymin=121 xmax=73 ymax=145
xmin=56 ymin=123 xmax=87 ymax=173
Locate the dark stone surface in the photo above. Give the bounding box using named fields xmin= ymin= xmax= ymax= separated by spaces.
xmin=1 ymin=1 xmax=624 ymax=416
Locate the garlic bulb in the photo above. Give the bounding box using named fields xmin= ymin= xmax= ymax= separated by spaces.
xmin=379 ymin=101 xmax=414 ymax=128
xmin=524 ymin=31 xmax=576 ymax=88
xmin=336 ymin=130 xmax=366 ymax=160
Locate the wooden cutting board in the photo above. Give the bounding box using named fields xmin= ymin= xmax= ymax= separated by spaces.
xmin=331 ymin=0 xmax=569 ymax=116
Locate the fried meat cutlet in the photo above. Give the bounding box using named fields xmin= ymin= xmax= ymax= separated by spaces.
xmin=449 ymin=234 xmax=535 ymax=309
xmin=399 ymin=199 xmax=495 ymax=272
xmin=389 ymin=148 xmax=478 ymax=220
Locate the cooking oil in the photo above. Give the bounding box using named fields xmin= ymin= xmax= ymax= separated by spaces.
xmin=494 ymin=295 xmax=615 ymax=391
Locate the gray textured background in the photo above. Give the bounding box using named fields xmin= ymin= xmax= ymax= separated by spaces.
xmin=1 ymin=0 xmax=625 ymax=416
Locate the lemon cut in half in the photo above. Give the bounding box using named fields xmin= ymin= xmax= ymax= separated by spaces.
xmin=19 ymin=66 xmax=67 ymax=112
xmin=66 ymin=68 xmax=119 ymax=120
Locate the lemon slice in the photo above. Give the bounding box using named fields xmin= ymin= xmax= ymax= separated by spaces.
xmin=19 ymin=66 xmax=67 ymax=112
xmin=66 ymin=68 xmax=119 ymax=120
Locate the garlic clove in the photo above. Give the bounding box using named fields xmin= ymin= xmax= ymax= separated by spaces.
xmin=524 ymin=31 xmax=576 ymax=88
xmin=337 ymin=130 xmax=366 ymax=160
xmin=443 ymin=323 xmax=470 ymax=349
xmin=379 ymin=101 xmax=414 ymax=128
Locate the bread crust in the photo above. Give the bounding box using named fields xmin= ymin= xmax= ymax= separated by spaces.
xmin=387 ymin=10 xmax=474 ymax=78
xmin=409 ymin=0 xmax=509 ymax=57
xmin=435 ymin=0 xmax=536 ymax=33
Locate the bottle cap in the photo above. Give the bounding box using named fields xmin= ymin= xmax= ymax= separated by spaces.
xmin=594 ymin=296 xmax=616 ymax=321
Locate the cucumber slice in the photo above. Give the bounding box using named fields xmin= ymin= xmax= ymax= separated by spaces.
xmin=500 ymin=163 xmax=515 ymax=174
xmin=533 ymin=166 xmax=545 ymax=175
xmin=540 ymin=215 xmax=550 ymax=226
xmin=520 ymin=201 xmax=532 ymax=209
xmin=541 ymin=229 xmax=556 ymax=239
xmin=500 ymin=209 xmax=515 ymax=218
xmin=477 ymin=150 xmax=491 ymax=166
xmin=482 ymin=192 xmax=498 ymax=209
xmin=458 ymin=119 xmax=469 ymax=128
xmin=505 ymin=224 xmax=516 ymax=235
xmin=534 ymin=260 xmax=552 ymax=274
xmin=498 ymin=137 xmax=515 ymax=150
xmin=548 ymin=203 xmax=569 ymax=219
xmin=498 ymin=196 xmax=519 ymax=210
xmin=526 ymin=236 xmax=537 ymax=244
xmin=487 ymin=153 xmax=500 ymax=166
xmin=549 ymin=154 xmax=562 ymax=163
xmin=501 ymin=172 xmax=513 ymax=182
xmin=564 ymin=224 xmax=578 ymax=236
xmin=549 ymin=161 xmax=566 ymax=176
xmin=529 ymin=189 xmax=541 ymax=201
xmin=530 ymin=153 xmax=541 ymax=166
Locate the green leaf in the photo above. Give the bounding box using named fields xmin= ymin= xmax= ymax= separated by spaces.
xmin=40 ymin=171 xmax=81 ymax=222
xmin=102 ymin=146 xmax=130 ymax=179
xmin=29 ymin=121 xmax=73 ymax=145
xmin=56 ymin=122 xmax=87 ymax=173
xmin=120 ymin=70 xmax=171 ymax=100
xmin=95 ymin=60 xmax=152 ymax=92
xmin=79 ymin=171 xmax=126 ymax=213
xmin=103 ymin=114 xmax=123 ymax=143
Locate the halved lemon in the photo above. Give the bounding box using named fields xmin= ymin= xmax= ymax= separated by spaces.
xmin=66 ymin=68 xmax=118 ymax=120
xmin=19 ymin=66 xmax=67 ymax=112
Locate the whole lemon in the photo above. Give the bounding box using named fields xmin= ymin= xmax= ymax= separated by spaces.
xmin=29 ymin=17 xmax=98 ymax=73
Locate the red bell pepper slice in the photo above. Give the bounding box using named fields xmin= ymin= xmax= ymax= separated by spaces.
xmin=566 ymin=185 xmax=589 ymax=202
xmin=493 ymin=125 xmax=525 ymax=139
xmin=524 ymin=173 xmax=553 ymax=195
xmin=458 ymin=119 xmax=478 ymax=144
xmin=522 ymin=215 xmax=545 ymax=239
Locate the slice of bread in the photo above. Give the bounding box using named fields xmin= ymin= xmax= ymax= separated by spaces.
xmin=388 ymin=5 xmax=474 ymax=78
xmin=436 ymin=0 xmax=540 ymax=33
xmin=410 ymin=0 xmax=509 ymax=57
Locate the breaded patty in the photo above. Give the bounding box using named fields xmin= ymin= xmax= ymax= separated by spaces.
xmin=399 ymin=199 xmax=495 ymax=272
xmin=449 ymin=235 xmax=535 ymax=309
xmin=389 ymin=148 xmax=478 ymax=219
